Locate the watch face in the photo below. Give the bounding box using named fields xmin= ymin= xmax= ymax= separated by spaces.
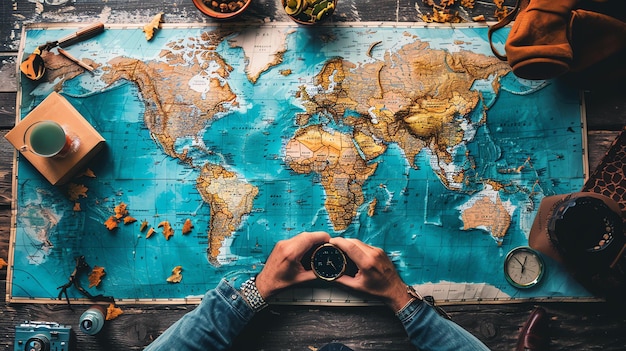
xmin=311 ymin=243 xmax=347 ymax=281
xmin=504 ymin=246 xmax=545 ymax=289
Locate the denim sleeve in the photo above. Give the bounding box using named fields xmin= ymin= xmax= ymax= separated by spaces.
xmin=143 ymin=279 xmax=255 ymax=351
xmin=397 ymin=299 xmax=490 ymax=351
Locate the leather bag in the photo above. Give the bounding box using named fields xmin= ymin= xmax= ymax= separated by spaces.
xmin=488 ymin=0 xmax=626 ymax=86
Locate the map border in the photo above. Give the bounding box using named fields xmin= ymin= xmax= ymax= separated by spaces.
xmin=7 ymin=22 xmax=592 ymax=306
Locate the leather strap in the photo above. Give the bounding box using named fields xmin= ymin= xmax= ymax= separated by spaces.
xmin=488 ymin=0 xmax=529 ymax=61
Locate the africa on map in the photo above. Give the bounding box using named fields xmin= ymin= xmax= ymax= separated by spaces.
xmin=9 ymin=23 xmax=590 ymax=304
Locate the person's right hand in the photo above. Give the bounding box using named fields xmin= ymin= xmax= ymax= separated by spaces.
xmin=330 ymin=237 xmax=413 ymax=312
xmin=255 ymin=231 xmax=331 ymax=299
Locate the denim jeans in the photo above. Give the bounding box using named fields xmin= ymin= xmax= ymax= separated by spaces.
xmin=144 ymin=279 xmax=490 ymax=351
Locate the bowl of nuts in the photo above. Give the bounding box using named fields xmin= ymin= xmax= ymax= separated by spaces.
xmin=283 ymin=0 xmax=336 ymax=25
xmin=192 ymin=0 xmax=251 ymax=19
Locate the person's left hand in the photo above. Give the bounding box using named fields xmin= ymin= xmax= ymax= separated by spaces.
xmin=255 ymin=231 xmax=331 ymax=299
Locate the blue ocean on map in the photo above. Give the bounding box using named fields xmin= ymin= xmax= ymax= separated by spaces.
xmin=10 ymin=24 xmax=590 ymax=303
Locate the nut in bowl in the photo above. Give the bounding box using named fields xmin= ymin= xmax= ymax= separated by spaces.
xmin=283 ymin=0 xmax=336 ymax=25
xmin=192 ymin=0 xmax=251 ymax=19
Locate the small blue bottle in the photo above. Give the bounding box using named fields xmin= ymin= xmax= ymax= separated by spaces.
xmin=79 ymin=305 xmax=107 ymax=335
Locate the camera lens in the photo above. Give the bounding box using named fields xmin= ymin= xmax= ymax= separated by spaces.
xmin=24 ymin=335 xmax=50 ymax=351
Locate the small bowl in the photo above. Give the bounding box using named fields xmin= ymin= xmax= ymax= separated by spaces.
xmin=283 ymin=0 xmax=337 ymax=25
xmin=192 ymin=0 xmax=251 ymax=19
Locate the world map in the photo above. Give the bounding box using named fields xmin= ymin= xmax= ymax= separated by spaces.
xmin=9 ymin=23 xmax=591 ymax=304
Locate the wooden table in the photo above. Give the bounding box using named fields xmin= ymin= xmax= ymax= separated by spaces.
xmin=1 ymin=1 xmax=625 ymax=350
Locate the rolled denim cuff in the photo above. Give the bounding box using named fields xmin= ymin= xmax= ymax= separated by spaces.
xmin=395 ymin=297 xmax=424 ymax=322
xmin=215 ymin=279 xmax=256 ymax=322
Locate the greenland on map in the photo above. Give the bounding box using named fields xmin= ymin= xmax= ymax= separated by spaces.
xmin=8 ymin=22 xmax=590 ymax=304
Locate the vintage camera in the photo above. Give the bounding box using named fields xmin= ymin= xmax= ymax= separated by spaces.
xmin=14 ymin=321 xmax=72 ymax=351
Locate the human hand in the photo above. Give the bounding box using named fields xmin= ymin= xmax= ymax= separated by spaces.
xmin=255 ymin=231 xmax=331 ymax=299
xmin=329 ymin=237 xmax=412 ymax=312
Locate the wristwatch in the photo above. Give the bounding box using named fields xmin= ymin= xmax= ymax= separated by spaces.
xmin=239 ymin=276 xmax=268 ymax=312
xmin=303 ymin=243 xmax=359 ymax=281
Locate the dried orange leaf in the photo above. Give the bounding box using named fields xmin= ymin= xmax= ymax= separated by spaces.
xmin=472 ymin=14 xmax=485 ymax=22
xmin=440 ymin=0 xmax=455 ymax=8
xmin=124 ymin=216 xmax=137 ymax=224
xmin=182 ymin=218 xmax=193 ymax=234
xmin=106 ymin=303 xmax=124 ymax=320
xmin=422 ymin=8 xmax=462 ymax=23
xmin=73 ymin=202 xmax=81 ymax=212
xmin=114 ymin=202 xmax=128 ymax=219
xmin=104 ymin=216 xmax=118 ymax=230
xmin=0 ymin=257 xmax=7 ymax=269
xmin=81 ymin=168 xmax=97 ymax=178
xmin=146 ymin=227 xmax=156 ymax=238
xmin=166 ymin=265 xmax=183 ymax=283
xmin=461 ymin=0 xmax=475 ymax=9
xmin=158 ymin=220 xmax=174 ymax=240
xmin=67 ymin=183 xmax=88 ymax=201
xmin=139 ymin=220 xmax=149 ymax=232
xmin=143 ymin=12 xmax=164 ymax=41
xmin=88 ymin=266 xmax=106 ymax=288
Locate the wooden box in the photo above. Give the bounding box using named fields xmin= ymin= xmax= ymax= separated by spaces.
xmin=5 ymin=92 xmax=106 ymax=185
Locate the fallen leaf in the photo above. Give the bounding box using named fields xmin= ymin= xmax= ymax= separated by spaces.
xmin=140 ymin=220 xmax=149 ymax=232
xmin=114 ymin=202 xmax=128 ymax=219
xmin=166 ymin=265 xmax=183 ymax=283
xmin=88 ymin=266 xmax=106 ymax=288
xmin=67 ymin=183 xmax=88 ymax=201
xmin=81 ymin=168 xmax=97 ymax=178
xmin=146 ymin=227 xmax=155 ymax=238
xmin=104 ymin=216 xmax=118 ymax=230
xmin=143 ymin=12 xmax=164 ymax=41
xmin=472 ymin=14 xmax=485 ymax=21
xmin=0 ymin=258 xmax=7 ymax=269
xmin=461 ymin=0 xmax=475 ymax=9
xmin=73 ymin=202 xmax=81 ymax=211
xmin=106 ymin=303 xmax=124 ymax=320
xmin=158 ymin=221 xmax=174 ymax=240
xmin=124 ymin=216 xmax=137 ymax=224
xmin=182 ymin=218 xmax=193 ymax=234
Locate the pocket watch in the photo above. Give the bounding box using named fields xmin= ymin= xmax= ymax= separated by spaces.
xmin=504 ymin=246 xmax=545 ymax=288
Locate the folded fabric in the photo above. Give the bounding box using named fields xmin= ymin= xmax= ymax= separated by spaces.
xmin=489 ymin=0 xmax=626 ymax=86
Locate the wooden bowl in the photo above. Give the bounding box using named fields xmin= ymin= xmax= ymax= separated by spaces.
xmin=283 ymin=0 xmax=337 ymax=25
xmin=192 ymin=0 xmax=251 ymax=19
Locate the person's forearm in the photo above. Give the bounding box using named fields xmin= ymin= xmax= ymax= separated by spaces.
xmin=398 ymin=299 xmax=490 ymax=351
xmin=144 ymin=279 xmax=255 ymax=351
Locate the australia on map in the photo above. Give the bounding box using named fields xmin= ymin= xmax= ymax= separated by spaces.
xmin=9 ymin=23 xmax=589 ymax=304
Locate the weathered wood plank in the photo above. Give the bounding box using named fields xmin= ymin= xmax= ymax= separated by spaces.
xmin=0 ymin=131 xmax=14 ymax=207
xmin=0 ymin=56 xmax=17 ymax=94
xmin=587 ymin=130 xmax=621 ymax=173
xmin=5 ymin=0 xmax=514 ymax=50
xmin=584 ymin=88 xmax=626 ymax=131
xmin=0 ymin=285 xmax=625 ymax=351
xmin=0 ymin=93 xmax=16 ymax=129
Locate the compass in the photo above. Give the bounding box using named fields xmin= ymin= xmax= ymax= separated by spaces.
xmin=504 ymin=246 xmax=545 ymax=289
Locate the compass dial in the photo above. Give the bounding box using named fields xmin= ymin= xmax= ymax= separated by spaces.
xmin=311 ymin=243 xmax=347 ymax=281
xmin=504 ymin=246 xmax=545 ymax=288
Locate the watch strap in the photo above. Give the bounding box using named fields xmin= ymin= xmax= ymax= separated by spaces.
xmin=239 ymin=276 xmax=268 ymax=312
xmin=406 ymin=285 xmax=452 ymax=320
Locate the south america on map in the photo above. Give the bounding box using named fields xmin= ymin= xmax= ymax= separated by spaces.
xmin=10 ymin=23 xmax=589 ymax=304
